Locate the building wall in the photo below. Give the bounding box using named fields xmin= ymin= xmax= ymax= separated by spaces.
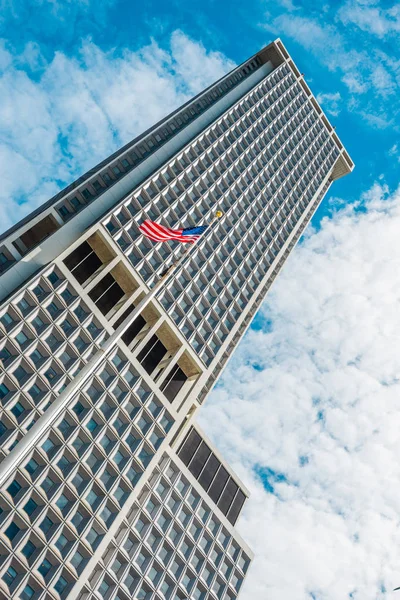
xmin=0 ymin=39 xmax=353 ymax=600
xmin=74 ymin=443 xmax=253 ymax=600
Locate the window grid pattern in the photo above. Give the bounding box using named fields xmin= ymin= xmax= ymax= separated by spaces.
xmin=177 ymin=428 xmax=245 ymax=526
xmin=0 ymin=58 xmax=263 ymax=278
xmin=0 ymin=267 xmax=107 ymax=461
xmin=81 ymin=455 xmax=250 ymax=600
xmin=101 ymin=62 xmax=339 ymax=366
xmin=197 ymin=179 xmax=331 ymax=403
xmin=52 ymin=57 xmax=263 ymax=224
xmin=0 ymin=356 xmax=175 ymax=600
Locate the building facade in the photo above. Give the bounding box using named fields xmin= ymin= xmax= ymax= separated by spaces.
xmin=0 ymin=39 xmax=353 ymax=600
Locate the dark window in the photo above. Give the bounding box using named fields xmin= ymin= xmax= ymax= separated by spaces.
xmin=14 ymin=215 xmax=59 ymax=255
xmin=55 ymin=575 xmax=69 ymax=594
xmin=137 ymin=335 xmax=167 ymax=375
xmin=3 ymin=565 xmax=17 ymax=586
xmin=81 ymin=188 xmax=92 ymax=201
xmin=208 ymin=467 xmax=229 ymax=505
xmin=188 ymin=442 xmax=211 ymax=479
xmin=7 ymin=480 xmax=22 ymax=498
xmin=178 ymin=428 xmax=201 ymax=467
xmin=0 ymin=383 xmax=9 ymax=399
xmin=198 ymin=453 xmax=220 ymax=491
xmin=24 ymin=498 xmax=38 ymax=516
xmin=70 ymin=197 xmax=82 ymax=210
xmin=115 ymin=307 xmax=146 ymax=347
xmin=58 ymin=205 xmax=70 ymax=219
xmin=162 ymin=366 xmax=187 ymax=402
xmin=64 ymin=241 xmax=102 ymax=285
xmin=22 ymin=541 xmax=36 ymax=559
xmin=38 ymin=558 xmax=52 ymax=577
xmin=217 ymin=478 xmax=238 ymax=516
xmin=88 ymin=274 xmax=124 ymax=315
xmin=5 ymin=522 xmax=20 ymax=542
xmin=0 ymin=347 xmax=12 ymax=362
xmin=226 ymin=490 xmax=246 ymax=525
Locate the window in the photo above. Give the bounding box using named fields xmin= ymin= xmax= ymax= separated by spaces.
xmin=29 ymin=384 xmax=42 ymax=400
xmin=148 ymin=564 xmax=162 ymax=584
xmin=0 ymin=347 xmax=12 ymax=363
xmin=92 ymin=180 xmax=103 ymax=193
xmin=71 ymin=508 xmax=88 ymax=532
xmin=86 ymin=526 xmax=103 ymax=549
xmin=55 ymin=533 xmax=69 ymax=553
xmin=98 ymin=580 xmax=110 ymax=597
xmin=0 ymin=382 xmax=9 ymax=399
xmin=137 ymin=335 xmax=167 ymax=374
xmin=54 ymin=575 xmax=69 ymax=595
xmin=56 ymin=494 xmax=70 ymax=512
xmin=45 ymin=367 xmax=57 ymax=382
xmin=86 ymin=488 xmax=104 ymax=510
xmin=70 ymin=550 xmax=85 ymax=571
xmin=22 ymin=540 xmax=36 ymax=559
xmin=38 ymin=558 xmax=52 ymax=577
xmin=73 ymin=401 xmax=86 ymax=417
xmin=1 ymin=312 xmax=14 ymax=328
xmin=30 ymin=348 xmax=44 ymax=365
xmin=24 ymin=498 xmax=38 ymax=517
xmin=20 ymin=584 xmax=35 ymax=600
xmin=162 ymin=366 xmax=187 ymax=402
xmin=11 ymin=401 xmax=25 ymax=420
xmin=88 ymin=273 xmax=125 ymax=316
xmin=64 ymin=241 xmax=102 ymax=285
xmin=7 ymin=480 xmax=22 ymax=498
xmin=100 ymin=505 xmax=116 ymax=526
xmin=16 ymin=331 xmax=29 ymax=346
xmin=14 ymin=364 xmax=29 ymax=383
xmin=3 ymin=565 xmax=17 ymax=586
xmin=25 ymin=457 xmax=40 ymax=476
xmin=5 ymin=522 xmax=20 ymax=542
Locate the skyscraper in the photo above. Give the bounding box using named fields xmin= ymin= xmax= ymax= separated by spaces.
xmin=0 ymin=38 xmax=353 ymax=600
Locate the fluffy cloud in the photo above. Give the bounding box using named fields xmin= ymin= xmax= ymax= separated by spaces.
xmin=0 ymin=31 xmax=234 ymax=232
xmin=316 ymin=91 xmax=342 ymax=117
xmin=338 ymin=2 xmax=400 ymax=38
xmin=200 ymin=182 xmax=400 ymax=599
xmin=261 ymin=4 xmax=399 ymax=130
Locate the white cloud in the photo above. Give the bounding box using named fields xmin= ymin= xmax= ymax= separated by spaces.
xmin=316 ymin=91 xmax=342 ymax=117
xmin=261 ymin=9 xmax=399 ymax=129
xmin=262 ymin=13 xmax=363 ymax=73
xmin=338 ymin=2 xmax=400 ymax=38
xmin=200 ymin=182 xmax=400 ymax=600
xmin=0 ymin=31 xmax=234 ymax=233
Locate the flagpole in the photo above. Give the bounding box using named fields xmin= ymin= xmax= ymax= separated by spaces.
xmin=0 ymin=212 xmax=223 ymax=487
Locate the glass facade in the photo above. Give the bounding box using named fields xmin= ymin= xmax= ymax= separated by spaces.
xmin=0 ymin=39 xmax=352 ymax=600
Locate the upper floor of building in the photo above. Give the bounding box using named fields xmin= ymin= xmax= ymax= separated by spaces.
xmin=0 ymin=38 xmax=353 ymax=305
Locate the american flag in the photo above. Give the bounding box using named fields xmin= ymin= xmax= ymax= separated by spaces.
xmin=139 ymin=220 xmax=208 ymax=244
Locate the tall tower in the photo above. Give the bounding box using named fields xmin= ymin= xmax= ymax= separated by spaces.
xmin=0 ymin=39 xmax=353 ymax=600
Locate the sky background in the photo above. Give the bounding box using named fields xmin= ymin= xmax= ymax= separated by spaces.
xmin=1 ymin=0 xmax=400 ymax=598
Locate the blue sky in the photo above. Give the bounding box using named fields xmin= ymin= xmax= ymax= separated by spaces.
xmin=2 ymin=1 xmax=400 ymax=599
xmin=1 ymin=0 xmax=399 ymax=228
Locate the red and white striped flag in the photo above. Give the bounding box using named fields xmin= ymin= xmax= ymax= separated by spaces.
xmin=139 ymin=220 xmax=208 ymax=244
